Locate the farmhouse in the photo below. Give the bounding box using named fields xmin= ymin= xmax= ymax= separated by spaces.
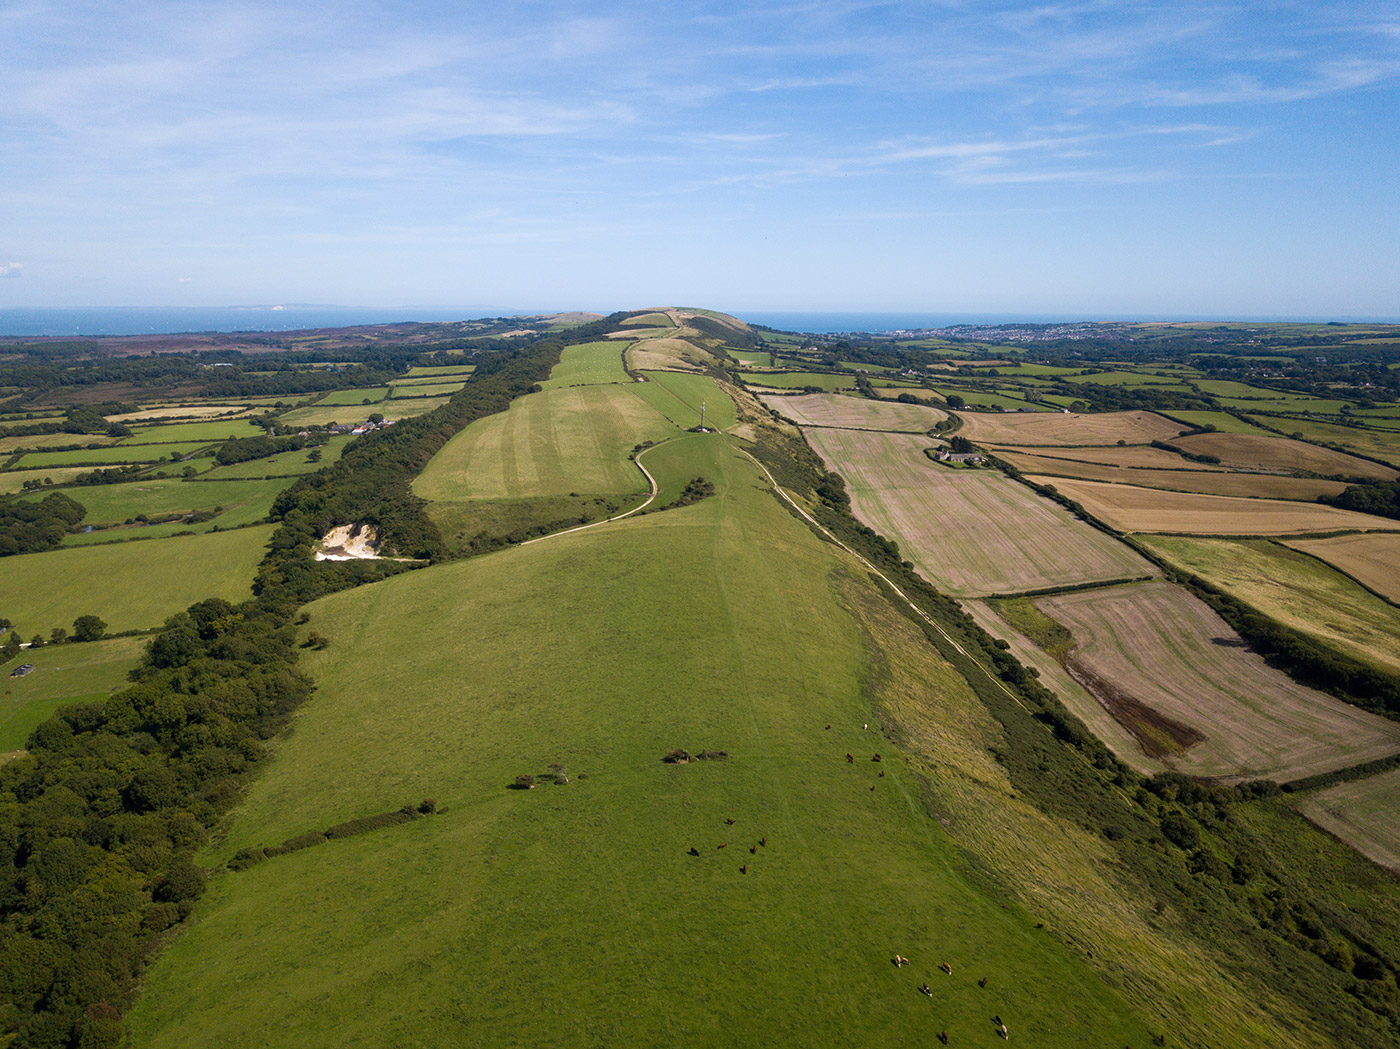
xmin=936 ymin=449 xmax=983 ymax=465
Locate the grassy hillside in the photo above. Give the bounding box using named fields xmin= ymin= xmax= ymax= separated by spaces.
xmin=127 ymin=436 xmax=1154 ymax=1049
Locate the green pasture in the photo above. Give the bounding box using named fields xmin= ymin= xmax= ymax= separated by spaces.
xmin=934 ymin=387 xmax=1047 ymax=411
xmin=0 ymin=433 xmax=119 ymax=453
xmin=0 ymin=525 xmax=273 ymax=634
xmin=1195 ymin=379 xmax=1291 ymax=400
xmin=13 ymin=443 xmax=215 ymax=468
xmin=620 ymin=312 xmax=674 ymax=328
xmin=415 ymin=384 xmax=675 ymax=503
xmin=0 ymin=468 xmax=93 ymax=493
xmin=1158 ymin=411 xmax=1270 ymax=435
xmin=540 ymin=340 xmax=631 ymax=389
xmin=1138 ymin=535 xmax=1400 ymax=676
xmin=0 ymin=636 xmax=147 ymax=752
xmin=202 ymin=435 xmax=353 ymax=479
xmin=1068 ymin=370 xmax=1186 ymax=387
xmin=278 ymin=399 xmax=449 ymax=427
xmin=315 ymin=387 xmax=391 ymax=406
xmin=739 ymin=371 xmax=855 ymax=390
xmin=129 ymin=437 xmax=1150 ymax=1049
xmin=727 ymin=349 xmax=772 ymax=366
xmin=20 ymin=475 xmax=290 ymax=526
xmin=125 ymin=419 xmax=267 ymax=444
xmin=388 ymin=381 xmax=465 ymax=398
xmin=633 ymin=371 xmax=738 ymax=430
xmin=405 ymin=365 xmax=475 ymax=377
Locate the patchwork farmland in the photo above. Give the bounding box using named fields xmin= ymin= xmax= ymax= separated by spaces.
xmin=758 ymin=391 xmax=946 ymax=431
xmin=1285 ymin=532 xmax=1400 ymax=603
xmin=954 ymin=409 xmax=1187 ymax=447
xmin=805 ymin=429 xmax=1155 ymax=596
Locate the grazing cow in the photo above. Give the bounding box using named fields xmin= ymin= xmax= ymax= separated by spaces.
xmin=759 ymin=837 xmax=766 ymax=847
xmin=892 ymin=954 xmax=909 ymax=968
xmin=740 ymin=864 xmax=747 ymax=874
xmin=825 ymin=724 xmax=831 ymax=730
xmin=750 ymin=845 xmax=757 ymax=854
xmin=978 ymin=976 xmax=988 ymax=989
xmin=725 ymin=817 xmax=735 ymax=825
xmin=919 ymin=983 xmax=933 ymax=997
xmin=718 ymin=842 xmax=728 ymax=849
xmin=998 ymin=1023 xmax=1008 ymax=1040
xmin=688 ymin=847 xmax=700 ymax=857
xmin=847 ymin=753 xmax=854 ymax=763
xmin=940 ymin=962 xmax=952 ymax=975
xmin=872 ymin=754 xmax=882 ymax=762
xmin=870 ymin=785 xmax=876 ymax=791
xmin=937 ymin=1031 xmax=948 ymax=1045
xmin=879 ymin=770 xmax=885 ymax=777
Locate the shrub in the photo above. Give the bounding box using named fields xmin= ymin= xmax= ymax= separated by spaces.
xmin=512 ymin=774 xmax=536 ymax=789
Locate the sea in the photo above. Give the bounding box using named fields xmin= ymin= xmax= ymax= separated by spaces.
xmin=1 ymin=307 xmax=1393 ymax=339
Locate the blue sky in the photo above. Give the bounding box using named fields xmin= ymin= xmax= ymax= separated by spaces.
xmin=2 ymin=1 xmax=1397 ymax=316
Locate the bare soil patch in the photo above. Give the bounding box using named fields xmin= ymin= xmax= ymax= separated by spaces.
xmin=316 ymin=523 xmax=382 ymax=560
xmin=1035 ymin=582 xmax=1400 ymax=782
xmin=1030 ymin=476 xmax=1400 ymax=535
xmin=955 ymin=410 xmax=1187 ymax=447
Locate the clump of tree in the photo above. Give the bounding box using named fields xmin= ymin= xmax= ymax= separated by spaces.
xmin=0 ymin=492 xmax=86 ymax=556
xmin=1320 ymin=480 xmax=1400 ymax=521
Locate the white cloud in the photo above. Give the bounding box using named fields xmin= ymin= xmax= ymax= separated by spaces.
xmin=0 ymin=262 xmax=22 ymax=279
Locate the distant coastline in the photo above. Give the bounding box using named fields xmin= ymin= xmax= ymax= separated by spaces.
xmin=2 ymin=306 xmax=1398 ymax=339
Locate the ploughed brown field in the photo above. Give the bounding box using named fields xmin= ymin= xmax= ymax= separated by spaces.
xmin=806 ymin=429 xmax=1155 ymax=596
xmin=1284 ymin=532 xmax=1400 ymax=602
xmin=758 ymin=392 xmax=946 ymax=431
xmin=1029 ymin=476 xmax=1400 ymax=535
xmin=1035 ymin=582 xmax=1400 ymax=782
xmin=954 ymin=409 xmax=1188 ymax=447
xmin=998 ymin=453 xmax=1350 ymax=501
xmin=1172 ymin=432 xmax=1397 ymax=481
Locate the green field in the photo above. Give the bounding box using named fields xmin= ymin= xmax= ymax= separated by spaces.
xmin=0 ymin=525 xmax=274 ymax=634
xmin=404 ymin=364 xmax=476 ymax=377
xmin=0 ymin=636 xmax=148 ymax=752
xmin=415 ymin=385 xmax=675 ymax=502
xmin=201 ymin=434 xmax=353 ymax=478
xmin=1137 ymin=536 xmax=1400 ymax=675
xmin=388 ymin=381 xmax=466 ymax=398
xmin=933 ymin=387 xmax=1047 ymax=411
xmin=128 ymin=436 xmax=1153 ymax=1049
xmin=13 ymin=443 xmax=215 ymax=468
xmin=278 ymin=399 xmax=449 ymax=427
xmin=632 ymin=371 xmax=738 ymax=430
xmin=1250 ymin=416 xmax=1400 ymax=466
xmin=738 ymin=371 xmax=855 ymax=390
xmin=540 ymin=340 xmax=631 ymax=388
xmin=22 ymin=475 xmax=292 ymax=528
xmin=314 ymin=387 xmax=391 ymax=406
xmin=727 ymin=349 xmax=772 ymax=366
xmin=125 ymin=419 xmax=267 ymax=444
xmin=0 ymin=467 xmax=95 ymax=493
xmin=1158 ymin=411 xmax=1272 ymax=435
xmin=620 ymin=311 xmax=674 ymax=328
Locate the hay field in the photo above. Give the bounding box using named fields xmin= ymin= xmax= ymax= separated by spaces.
xmin=955 ymin=410 xmax=1187 ymax=447
xmin=1140 ymin=536 xmax=1400 ymax=675
xmin=1172 ymin=433 xmax=1396 ymax=480
xmin=107 ymin=404 xmax=250 ymax=422
xmin=129 ymin=438 xmax=1154 ymax=1049
xmin=1036 ymin=582 xmax=1400 ymax=781
xmin=0 ymin=468 xmax=93 ymax=493
xmin=1000 ymin=454 xmax=1349 ymax=501
xmin=0 ymin=636 xmax=147 ymax=752
xmin=758 ymin=392 xmax=945 ymax=431
xmin=414 ymin=385 xmax=673 ymax=502
xmin=1285 ymin=532 xmax=1400 ymax=602
xmin=0 ymin=433 xmax=119 ymax=453
xmin=807 ymin=429 xmax=1155 ymax=596
xmin=0 ymin=525 xmax=273 ymax=633
xmin=1297 ymin=770 xmax=1400 ymax=872
xmin=1031 ymin=476 xmax=1399 ymax=535
xmin=992 ymin=444 xmax=1227 ymax=471
xmin=14 ymin=442 xmax=217 ymax=468
xmin=540 ymin=340 xmax=631 ymax=388
xmin=739 ymin=371 xmax=855 ymax=390
xmin=626 ymin=338 xmax=708 ymax=372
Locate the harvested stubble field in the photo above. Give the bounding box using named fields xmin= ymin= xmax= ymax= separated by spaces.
xmin=1297 ymin=769 xmax=1400 ymax=872
xmin=128 ymin=436 xmax=1157 ymax=1049
xmin=758 ymin=392 xmax=946 ymax=431
xmin=106 ymin=404 xmax=252 ymax=422
xmin=414 ymin=384 xmax=674 ymax=502
xmin=992 ymin=444 xmax=1228 ymax=471
xmin=1285 ymin=532 xmax=1400 ymax=603
xmin=1030 ymin=476 xmax=1399 ymax=535
xmin=0 ymin=467 xmax=94 ymax=493
xmin=999 ymin=454 xmax=1350 ymax=501
xmin=955 ymin=409 xmax=1188 ymax=447
xmin=0 ymin=433 xmax=119 ymax=453
xmin=1036 ymin=582 xmax=1400 ymax=781
xmin=806 ymin=429 xmax=1155 ymax=596
xmin=0 ymin=524 xmax=273 ymax=633
xmin=738 ymin=371 xmax=855 ymax=390
xmin=1172 ymin=432 xmax=1396 ymax=480
xmin=626 ymin=337 xmax=713 ymax=372
xmin=1140 ymin=536 xmax=1400 ymax=675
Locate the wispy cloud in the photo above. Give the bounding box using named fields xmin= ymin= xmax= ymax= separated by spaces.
xmin=0 ymin=263 xmax=23 ymax=279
